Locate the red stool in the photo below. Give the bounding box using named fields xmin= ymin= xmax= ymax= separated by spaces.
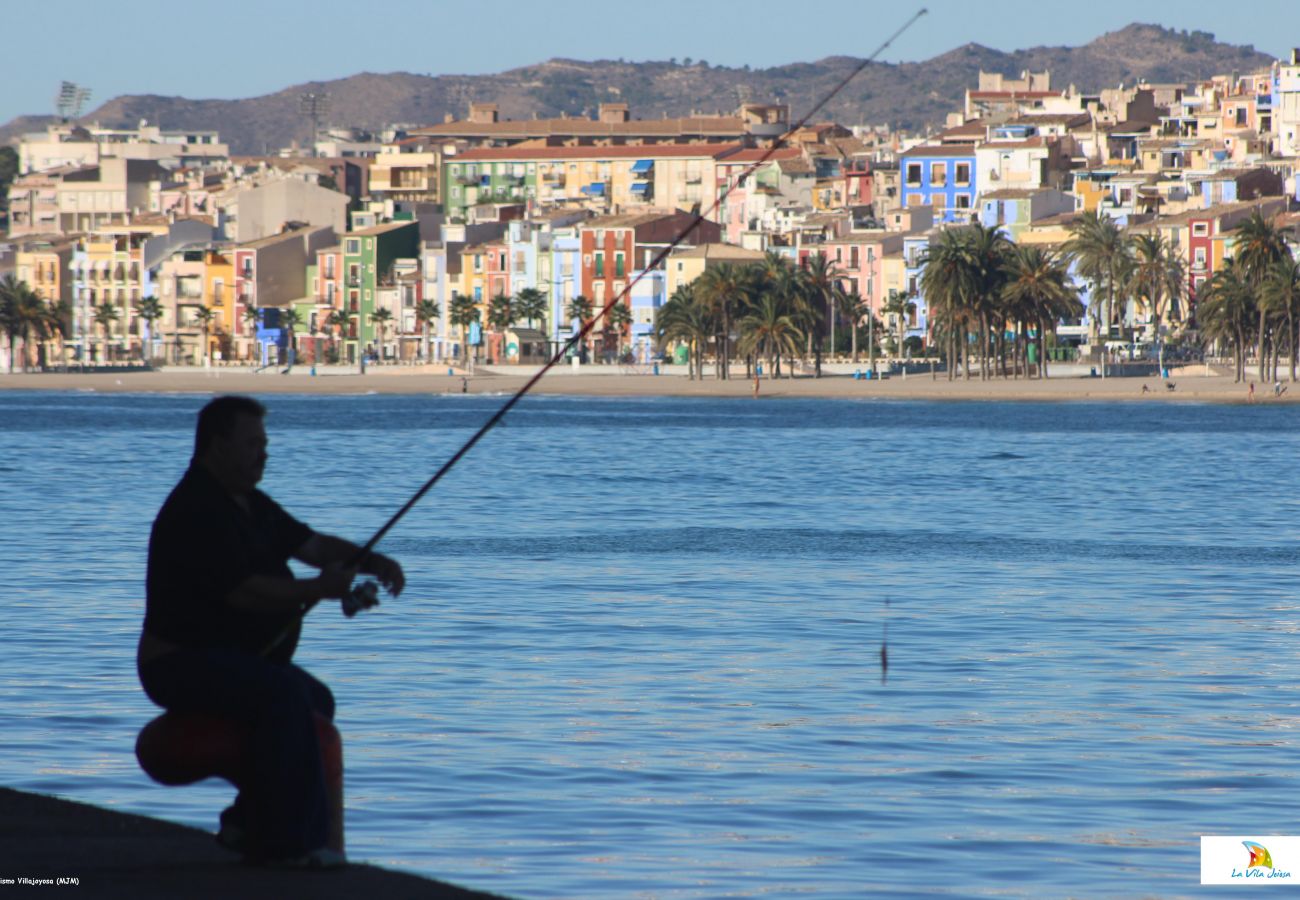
xmin=135 ymin=711 xmax=345 ymax=852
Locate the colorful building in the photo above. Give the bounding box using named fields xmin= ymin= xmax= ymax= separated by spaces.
xmin=899 ymin=144 xmax=978 ymax=223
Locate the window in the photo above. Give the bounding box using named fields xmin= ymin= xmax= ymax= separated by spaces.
xmin=906 ymin=163 xmax=922 ymax=186
xmin=955 ymin=194 xmax=971 ymax=209
xmin=595 ymin=253 xmax=605 ymax=278
xmin=930 ymin=163 xmax=946 ymax=186
xmin=1192 ymin=222 xmax=1209 ymax=237
xmin=906 ymin=194 xmax=923 ymax=208
xmin=615 ymin=253 xmax=625 ymax=278
xmin=345 ymin=239 xmax=360 ymax=254
xmin=955 ymin=162 xmax=970 ymax=185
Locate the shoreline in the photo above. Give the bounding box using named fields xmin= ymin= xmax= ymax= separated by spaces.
xmin=0 ymin=786 xmax=503 ymax=898
xmin=0 ymin=366 xmax=1287 ymax=404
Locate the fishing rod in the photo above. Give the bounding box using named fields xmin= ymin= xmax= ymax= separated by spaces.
xmin=298 ymin=7 xmax=930 ymax=631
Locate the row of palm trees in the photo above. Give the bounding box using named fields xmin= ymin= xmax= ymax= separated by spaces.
xmin=1052 ymin=208 xmax=1300 ymax=382
xmin=920 ymin=222 xmax=1086 ymax=380
xmin=1197 ymin=214 xmax=1300 ymax=383
xmin=653 ymin=252 xmax=887 ymax=380
xmin=0 ymin=275 xmax=63 ymax=372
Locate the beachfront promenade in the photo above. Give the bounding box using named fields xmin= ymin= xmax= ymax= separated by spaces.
xmin=0 ymin=787 xmax=504 ymax=898
xmin=0 ymin=362 xmax=1278 ymax=404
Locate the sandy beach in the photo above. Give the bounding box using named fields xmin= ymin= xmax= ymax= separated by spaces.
xmin=0 ymin=364 xmax=1285 ymax=404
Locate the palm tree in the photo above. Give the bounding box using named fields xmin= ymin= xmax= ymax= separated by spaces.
xmin=324 ymin=308 xmax=349 ymax=363
xmin=1232 ymin=210 xmax=1293 ymax=381
xmin=0 ymin=276 xmax=48 ymax=372
xmin=880 ymin=290 xmax=917 ymax=365
xmin=369 ymin=307 xmax=393 ymax=363
xmin=1128 ymin=233 xmax=1185 ymax=374
xmin=45 ymin=299 xmax=73 ymax=370
xmin=565 ymin=295 xmax=595 ymax=361
xmin=93 ymin=302 xmax=122 ymax=365
xmin=954 ymin=223 xmax=1015 ymax=379
xmin=280 ymin=308 xmax=303 ymax=366
xmin=1198 ymin=260 xmax=1254 ymax=382
xmin=241 ymin=305 xmax=261 ymax=364
xmin=656 ymin=284 xmax=713 ymax=380
xmin=514 ymin=287 xmax=547 ymax=332
xmin=134 ymin=296 xmax=164 ymax=363
xmin=604 ymin=301 xmax=633 ymax=360
xmin=838 ymin=290 xmax=869 ymax=364
xmin=191 ymin=306 xmax=215 ymax=366
xmin=414 ymin=299 xmax=440 ymax=362
xmin=796 ymin=255 xmax=841 ymax=378
xmin=447 ymin=292 xmax=481 ymax=367
xmin=1001 ymin=245 xmax=1083 ymax=380
xmin=737 ymin=291 xmax=803 ymax=378
xmin=1065 ymin=210 xmax=1130 ymax=344
xmin=694 ymin=263 xmax=759 ymax=379
xmin=1262 ymin=258 xmax=1300 ymax=382
xmin=486 ymin=294 xmax=515 ymax=362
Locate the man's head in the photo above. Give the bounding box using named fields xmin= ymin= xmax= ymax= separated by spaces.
xmin=194 ymin=395 xmax=268 ymax=494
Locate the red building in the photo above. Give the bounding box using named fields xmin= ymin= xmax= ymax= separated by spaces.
xmin=578 ymin=210 xmax=721 ymax=357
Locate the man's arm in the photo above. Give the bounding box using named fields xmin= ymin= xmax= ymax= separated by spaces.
xmin=225 ymin=563 xmax=358 ymax=613
xmin=295 ymin=533 xmax=406 ymax=597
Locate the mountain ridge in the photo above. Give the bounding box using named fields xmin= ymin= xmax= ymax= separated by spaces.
xmin=0 ymin=24 xmax=1275 ymax=156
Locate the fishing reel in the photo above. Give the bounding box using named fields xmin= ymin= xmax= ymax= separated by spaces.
xmin=342 ymin=579 xmax=381 ymax=618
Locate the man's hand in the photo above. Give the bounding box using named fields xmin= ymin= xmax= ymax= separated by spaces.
xmin=366 ymin=552 xmax=405 ymax=598
xmin=316 ymin=562 xmax=359 ymax=601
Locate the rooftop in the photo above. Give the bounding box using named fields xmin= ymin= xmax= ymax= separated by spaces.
xmin=450 ymin=144 xmax=742 ymax=163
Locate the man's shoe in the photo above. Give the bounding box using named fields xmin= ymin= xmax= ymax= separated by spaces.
xmin=215 ymin=805 xmax=249 ymax=854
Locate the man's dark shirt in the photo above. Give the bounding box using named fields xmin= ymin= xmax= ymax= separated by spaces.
xmin=145 ymin=464 xmax=314 ymax=659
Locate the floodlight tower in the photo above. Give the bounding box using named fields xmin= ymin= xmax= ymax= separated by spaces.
xmin=55 ymin=81 xmax=92 ymax=122
xmin=299 ymin=92 xmax=330 ymax=157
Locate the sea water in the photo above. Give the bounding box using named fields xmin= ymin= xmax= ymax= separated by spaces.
xmin=2 ymin=390 xmax=1299 ymax=898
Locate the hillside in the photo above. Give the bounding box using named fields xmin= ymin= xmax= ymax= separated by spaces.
xmin=0 ymin=24 xmax=1275 ymax=156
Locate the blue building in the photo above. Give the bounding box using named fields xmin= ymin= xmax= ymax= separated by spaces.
xmin=627 ymin=268 xmax=666 ymax=362
xmin=899 ymin=145 xmax=978 ymax=223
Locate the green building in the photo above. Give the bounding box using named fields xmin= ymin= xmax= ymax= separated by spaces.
xmin=341 ymin=221 xmax=420 ymax=361
xmin=442 ymin=155 xmax=531 ymax=219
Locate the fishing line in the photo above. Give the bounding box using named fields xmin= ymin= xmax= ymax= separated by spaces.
xmin=286 ymin=8 xmax=930 ymax=637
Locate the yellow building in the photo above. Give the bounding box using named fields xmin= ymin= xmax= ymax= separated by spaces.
xmin=665 ymin=243 xmax=767 ymax=298
xmin=369 ymin=139 xmax=442 ymax=205
xmin=204 ymin=249 xmax=236 ymax=360
xmin=446 ymin=144 xmax=742 ymax=217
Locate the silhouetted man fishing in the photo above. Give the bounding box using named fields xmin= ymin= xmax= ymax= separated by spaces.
xmin=137 ymin=395 xmax=403 ymax=868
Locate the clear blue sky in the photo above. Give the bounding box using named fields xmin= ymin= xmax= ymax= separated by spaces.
xmin=2 ymin=0 xmax=1294 ymax=126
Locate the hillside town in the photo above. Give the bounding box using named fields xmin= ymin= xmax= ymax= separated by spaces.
xmin=2 ymin=50 xmax=1300 ymax=378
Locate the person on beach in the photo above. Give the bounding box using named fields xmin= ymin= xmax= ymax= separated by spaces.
xmin=1248 ymin=382 xmax=1256 ymax=403
xmin=137 ymin=395 xmax=404 ymax=868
